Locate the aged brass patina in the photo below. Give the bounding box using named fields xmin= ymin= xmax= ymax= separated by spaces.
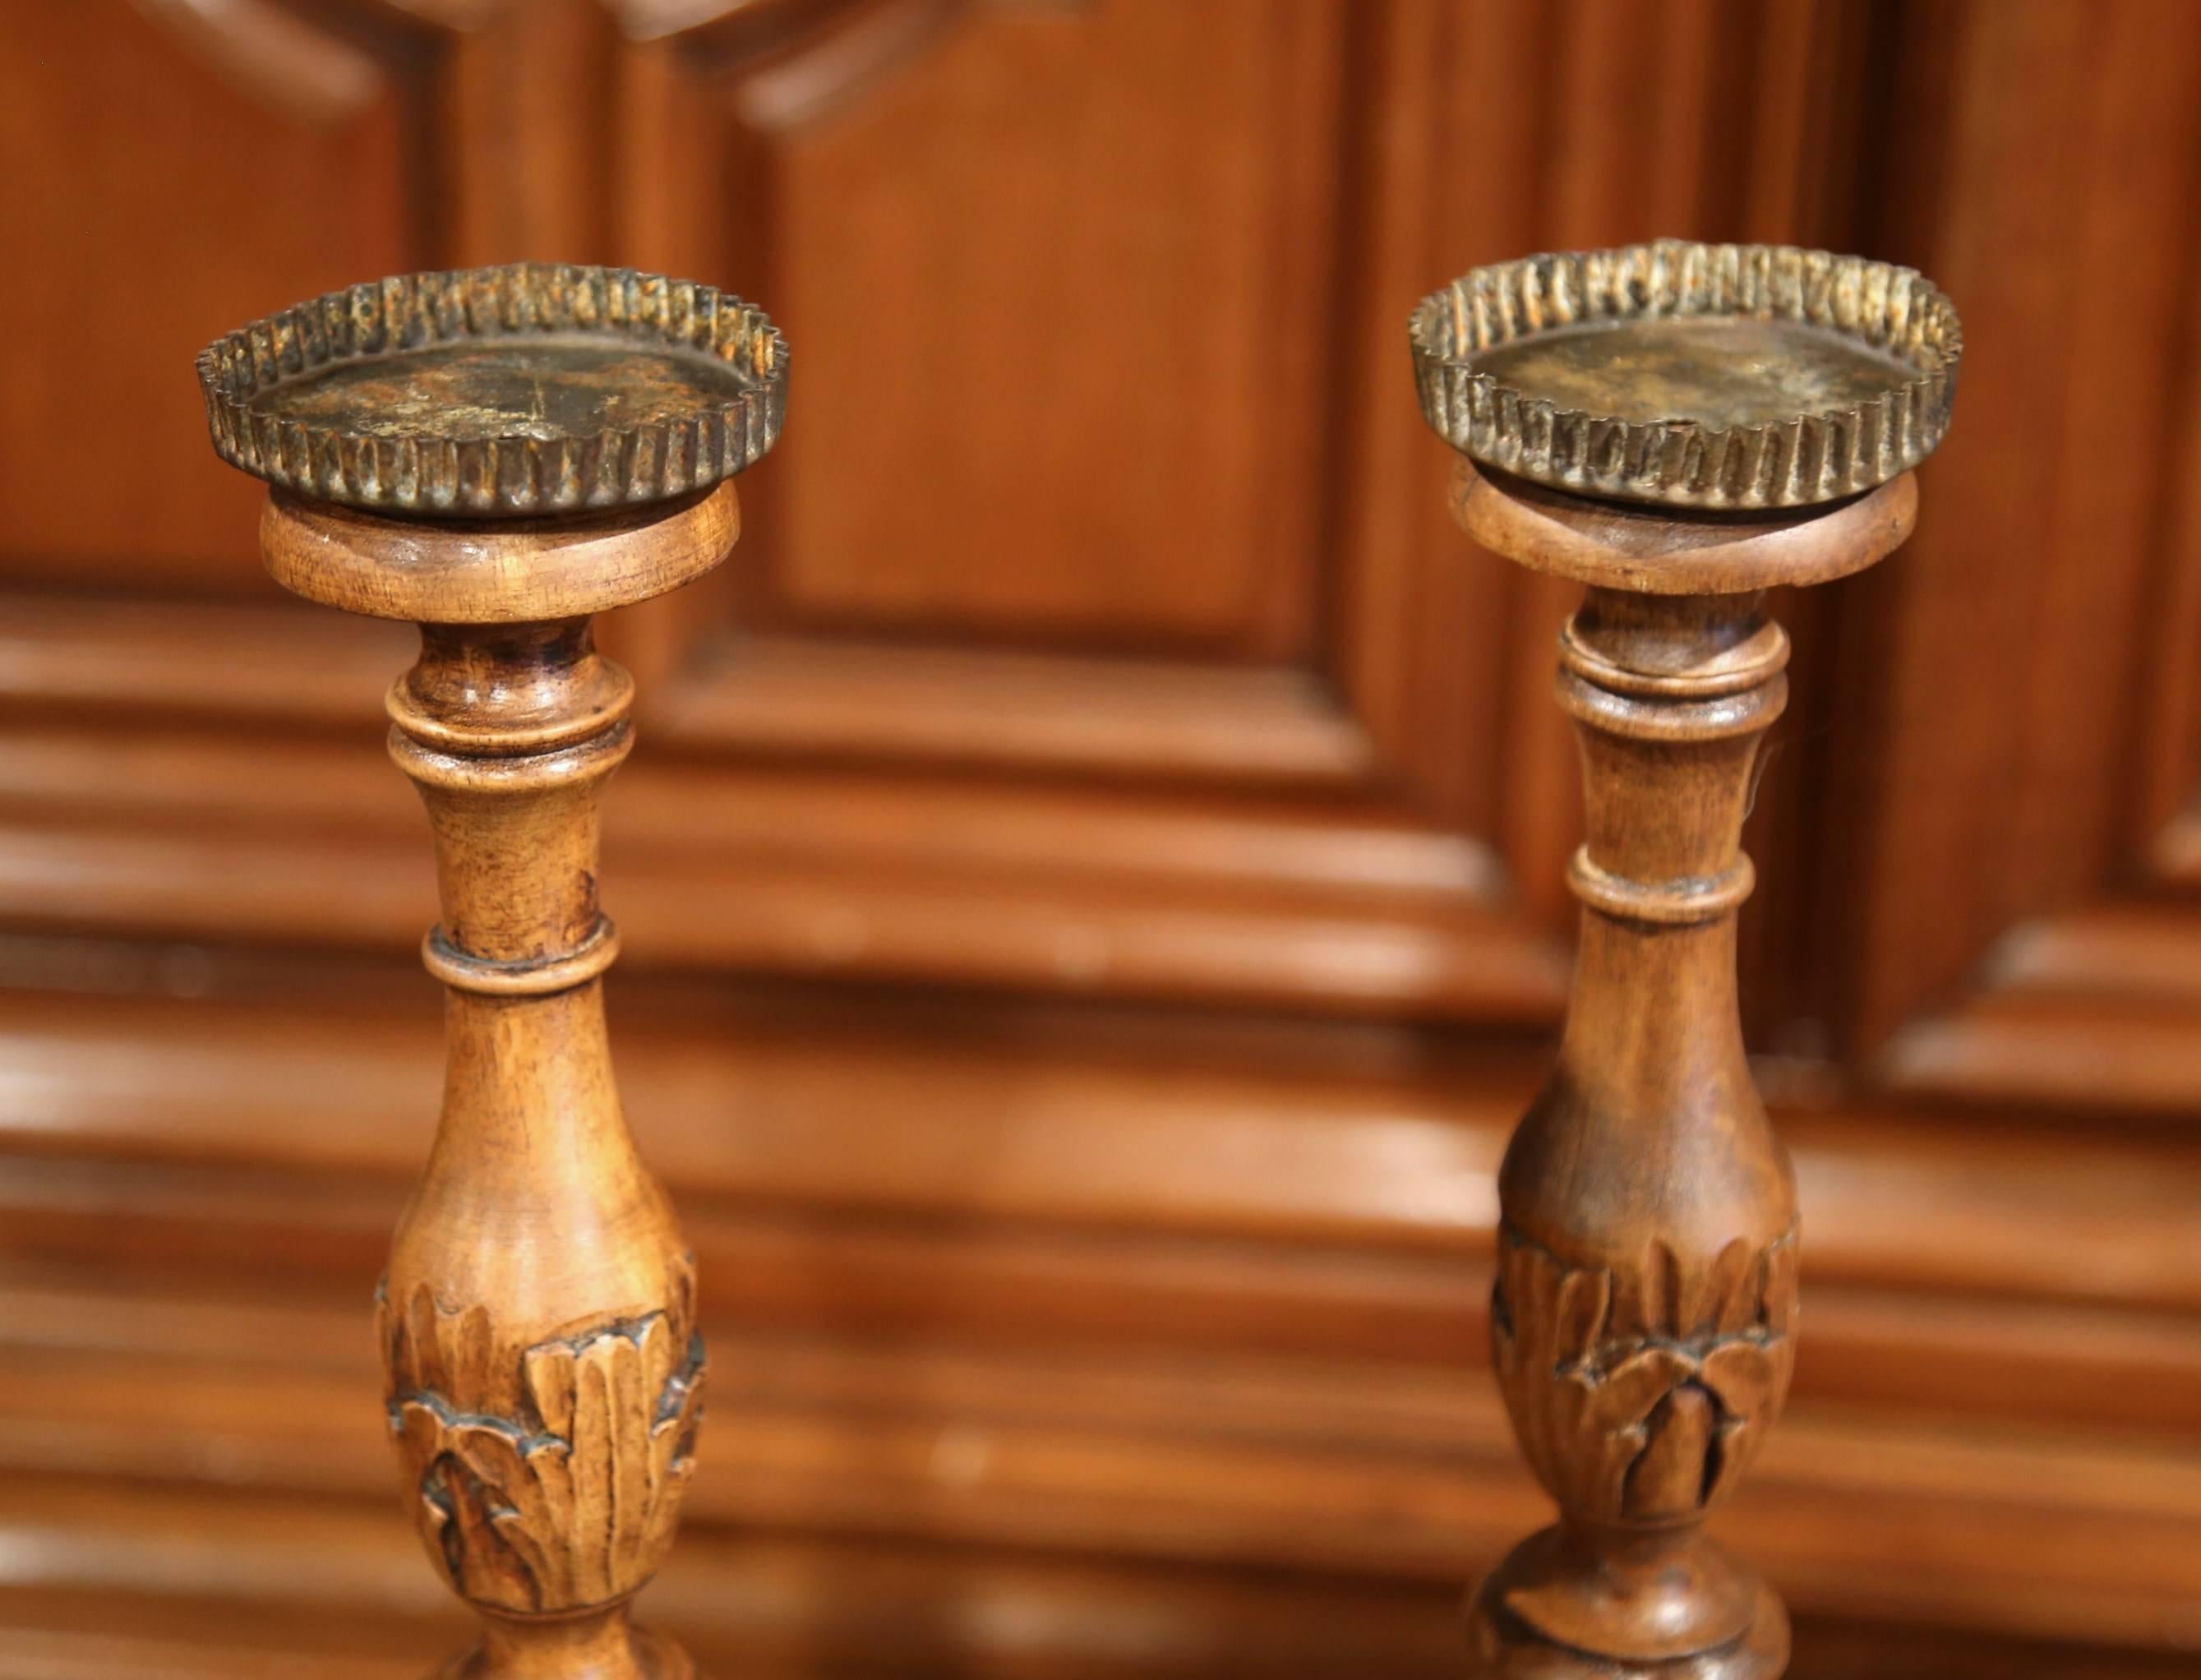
xmin=198 ymin=263 xmax=787 ymax=516
xmin=1411 ymin=240 xmax=1962 ymax=509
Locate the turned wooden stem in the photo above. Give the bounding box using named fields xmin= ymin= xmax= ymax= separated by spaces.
xmin=256 ymin=485 xmax=742 ymax=1680
xmin=1451 ymin=464 xmax=1917 ymax=1680
xmin=383 ymin=616 xmax=699 ymax=1680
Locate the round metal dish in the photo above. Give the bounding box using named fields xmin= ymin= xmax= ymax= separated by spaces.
xmin=198 ymin=264 xmax=787 ymax=518
xmin=1410 ymin=241 xmax=1960 ymax=510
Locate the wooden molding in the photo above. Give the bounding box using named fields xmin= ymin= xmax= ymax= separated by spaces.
xmin=1 ymin=1262 xmax=2199 ymax=1654
xmin=10 ymin=1470 xmax=2189 ymax=1680
xmin=653 ymin=635 xmax=1381 ymax=784
xmin=0 ymin=593 xmax=1567 ymax=1021
xmin=1825 ymin=0 xmax=2201 ymax=1053
xmin=2 ymin=953 xmax=2196 ymax=1315
xmin=1877 ymin=903 xmax=2201 ymax=1113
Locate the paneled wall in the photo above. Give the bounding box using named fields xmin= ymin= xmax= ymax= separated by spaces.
xmin=1 ymin=2 xmax=2197 ymax=1676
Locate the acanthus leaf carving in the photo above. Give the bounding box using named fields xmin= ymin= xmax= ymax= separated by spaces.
xmin=1490 ymin=1222 xmax=1797 ymax=1527
xmin=378 ymin=1267 xmax=707 ymax=1615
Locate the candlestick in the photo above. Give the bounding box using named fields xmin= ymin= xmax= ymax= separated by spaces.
xmin=1411 ymin=241 xmax=1960 ymax=1677
xmin=199 ymin=263 xmax=787 ymax=1680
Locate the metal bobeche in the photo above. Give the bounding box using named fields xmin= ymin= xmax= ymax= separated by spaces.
xmin=198 ymin=263 xmax=787 ymax=518
xmin=1411 ymin=240 xmax=1961 ymax=510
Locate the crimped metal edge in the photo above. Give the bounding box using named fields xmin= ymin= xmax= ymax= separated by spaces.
xmin=1410 ymin=240 xmax=1961 ymax=510
xmin=196 ymin=263 xmax=787 ymax=517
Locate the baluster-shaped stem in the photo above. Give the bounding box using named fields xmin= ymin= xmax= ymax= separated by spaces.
xmin=251 ymin=473 xmax=756 ymax=1680
xmin=1479 ymin=585 xmax=1796 ymax=1674
xmin=1449 ymin=463 xmax=1918 ymax=1679
xmin=1405 ymin=242 xmax=1955 ymax=1680
xmin=379 ymin=615 xmax=700 ymax=1680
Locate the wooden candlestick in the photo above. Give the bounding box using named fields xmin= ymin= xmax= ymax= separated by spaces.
xmin=1410 ymin=244 xmax=1961 ymax=1678
xmin=1456 ymin=466 xmax=1913 ymax=1678
xmin=197 ymin=265 xmax=787 ymax=1680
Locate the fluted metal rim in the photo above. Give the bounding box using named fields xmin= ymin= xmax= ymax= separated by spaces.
xmin=197 ymin=263 xmax=787 ymax=518
xmin=1410 ymin=240 xmax=1961 ymax=510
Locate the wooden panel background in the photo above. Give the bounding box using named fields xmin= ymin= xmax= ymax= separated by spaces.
xmin=1 ymin=2 xmax=2197 ymax=1676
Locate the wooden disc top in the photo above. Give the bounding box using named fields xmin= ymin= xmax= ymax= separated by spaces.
xmin=199 ymin=265 xmax=787 ymax=519
xmin=261 ymin=480 xmax=741 ymax=624
xmin=1453 ymin=461 xmax=1916 ymax=595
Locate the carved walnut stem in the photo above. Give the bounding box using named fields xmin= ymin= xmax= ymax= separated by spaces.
xmin=255 ymin=483 xmax=745 ymax=1680
xmin=382 ymin=616 xmax=702 ymax=1680
xmin=1451 ymin=464 xmax=1918 ymax=1679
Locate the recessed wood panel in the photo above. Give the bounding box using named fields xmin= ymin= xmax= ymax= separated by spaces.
xmin=697 ymin=0 xmax=1347 ymax=653
xmin=1830 ymin=0 xmax=2201 ymax=1050
xmin=0 ymin=1 xmax=420 ymax=589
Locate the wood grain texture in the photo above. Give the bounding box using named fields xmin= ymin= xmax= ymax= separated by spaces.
xmin=1 ymin=957 xmax=2195 ymax=1317
xmin=3 ymin=1 xmax=2199 ymax=1675
xmin=376 ymin=636 xmax=702 ymax=1676
xmin=1451 ymin=467 xmax=1916 ymax=595
xmin=0 ymin=2 xmax=418 ymax=588
xmin=249 ymin=477 xmax=759 ymax=1674
xmin=1823 ymin=0 xmax=2201 ymax=1055
xmin=1 ymin=956 xmax=2199 ymax=1670
xmin=2 ymin=1465 xmax=2186 ymax=1680
xmin=1442 ymin=468 xmax=1920 ymax=1678
xmin=695 ymin=0 xmax=1345 ymax=652
xmin=265 ymin=483 xmax=741 ymax=622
